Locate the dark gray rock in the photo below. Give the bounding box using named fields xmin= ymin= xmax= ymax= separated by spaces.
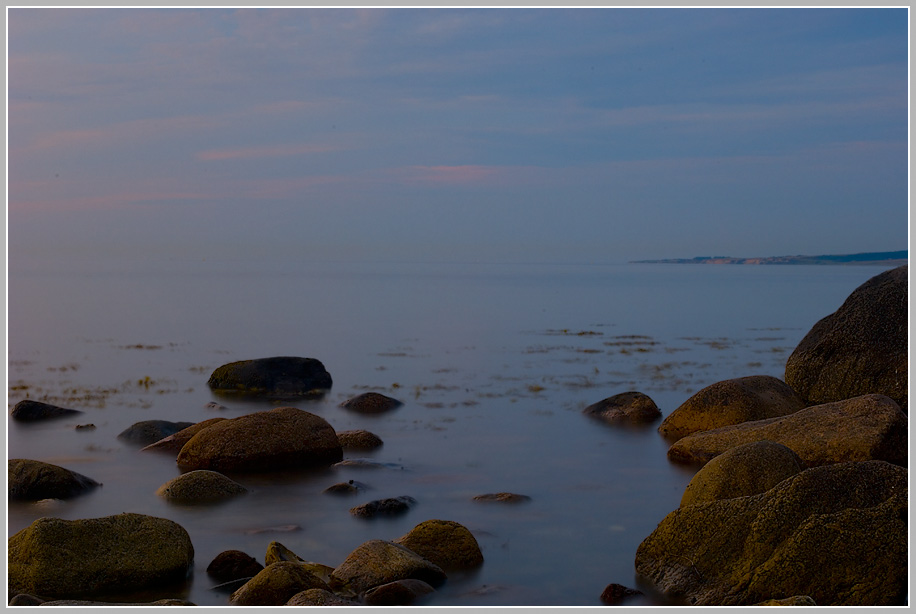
xmin=8 ymin=459 xmax=101 ymax=501
xmin=584 ymin=391 xmax=661 ymax=424
xmin=206 ymin=550 xmax=264 ymax=583
xmin=340 ymin=392 xmax=403 ymax=414
xmin=350 ymin=496 xmax=416 ymax=518
xmin=117 ymin=420 xmax=194 ymax=446
xmin=207 ymin=356 xmax=332 ymax=398
xmin=362 ymin=578 xmax=436 ymax=605
xmin=10 ymin=400 xmax=82 ymax=422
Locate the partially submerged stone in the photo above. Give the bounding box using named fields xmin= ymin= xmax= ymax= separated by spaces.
xmin=229 ymin=561 xmax=330 ymax=606
xmin=10 ymin=400 xmax=82 ymax=422
xmin=329 ymin=539 xmax=447 ymax=595
xmin=155 ymin=470 xmax=248 ymax=503
xmin=350 ymin=496 xmax=416 ymax=518
xmin=141 ymin=418 xmax=227 ymax=454
xmin=472 ymin=492 xmax=531 ymax=503
xmin=8 ymin=459 xmax=101 ymax=501
xmin=362 ymin=578 xmax=436 ymax=605
xmin=206 ymin=550 xmax=264 ymax=584
xmin=583 ymin=391 xmax=661 ymax=424
xmin=337 ymin=429 xmax=384 ymax=450
xmin=395 ymin=519 xmax=484 ymax=571
xmin=207 ymin=356 xmax=332 ymax=398
xmin=118 ymin=420 xmax=195 ymax=446
xmin=340 ymin=392 xmax=403 ymax=414
xmin=285 ymin=588 xmax=359 ymax=606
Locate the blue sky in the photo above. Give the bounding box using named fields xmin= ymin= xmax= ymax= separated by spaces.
xmin=7 ymin=7 xmax=909 ymax=264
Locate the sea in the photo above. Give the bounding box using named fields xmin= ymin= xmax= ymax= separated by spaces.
xmin=5 ymin=258 xmax=893 ymax=607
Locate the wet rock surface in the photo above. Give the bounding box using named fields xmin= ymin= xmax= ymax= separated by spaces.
xmin=207 ymin=356 xmax=333 ymax=398
xmin=395 ymin=519 xmax=484 ymax=571
xmin=10 ymin=400 xmax=83 ymax=422
xmin=229 ymin=561 xmax=330 ymax=606
xmin=8 ymin=459 xmax=101 ymax=501
xmin=206 ymin=550 xmax=264 ymax=584
xmin=350 ymin=495 xmax=417 ymax=518
xmin=329 ymin=539 xmax=447 ymax=595
xmin=583 ymin=390 xmax=661 ymax=424
xmin=117 ymin=420 xmax=195 ymax=446
xmin=155 ymin=469 xmax=248 ymax=503
xmin=340 ymin=392 xmax=403 ymax=413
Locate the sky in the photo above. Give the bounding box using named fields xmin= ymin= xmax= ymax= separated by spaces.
xmin=6 ymin=7 xmax=910 ymax=265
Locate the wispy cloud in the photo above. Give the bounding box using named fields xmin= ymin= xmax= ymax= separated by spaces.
xmin=196 ymin=142 xmax=344 ymax=161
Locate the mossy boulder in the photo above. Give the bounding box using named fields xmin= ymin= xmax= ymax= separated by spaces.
xmin=176 ymin=406 xmax=342 ymax=473
xmin=785 ymin=265 xmax=907 ymax=411
xmin=635 ymin=460 xmax=907 ymax=606
xmin=229 ymin=561 xmax=330 ymax=606
xmin=339 ymin=392 xmax=403 ymax=413
xmin=8 ymin=459 xmax=101 ymax=501
xmin=207 ymin=356 xmax=332 ymax=398
xmin=10 ymin=400 xmax=82 ymax=422
xmin=141 ymin=418 xmax=227 ymax=454
xmin=337 ymin=429 xmax=384 ymax=450
xmin=285 ymin=588 xmax=359 ymax=606
xmin=583 ymin=391 xmax=661 ymax=424
xmin=155 ymin=470 xmax=248 ymax=503
xmin=667 ymin=394 xmax=907 ymax=467
xmin=395 ymin=519 xmax=484 ymax=571
xmin=329 ymin=540 xmax=447 ymax=595
xmin=659 ymin=375 xmax=805 ymax=441
xmin=8 ymin=513 xmax=194 ymax=599
xmin=679 ymin=441 xmax=806 ymax=507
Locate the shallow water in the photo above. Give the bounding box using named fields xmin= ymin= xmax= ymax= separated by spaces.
xmin=6 ymin=260 xmax=886 ymax=606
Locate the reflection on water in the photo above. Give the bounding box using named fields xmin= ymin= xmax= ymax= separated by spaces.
xmin=7 ymin=261 xmax=883 ymax=606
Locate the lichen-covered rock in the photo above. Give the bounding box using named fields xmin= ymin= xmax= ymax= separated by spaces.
xmin=785 ymin=265 xmax=907 ymax=411
xmin=635 ymin=460 xmax=907 ymax=606
xmin=8 ymin=459 xmax=101 ymax=501
xmin=583 ymin=391 xmax=661 ymax=424
xmin=10 ymin=400 xmax=82 ymax=422
xmin=329 ymin=540 xmax=447 ymax=595
xmin=339 ymin=392 xmax=403 ymax=414
xmin=207 ymin=356 xmax=332 ymax=398
xmin=337 ymin=429 xmax=384 ymax=449
xmin=229 ymin=561 xmax=330 ymax=606
xmin=754 ymin=595 xmax=817 ymax=606
xmin=141 ymin=418 xmax=227 ymax=454
xmin=155 ymin=470 xmax=247 ymax=503
xmin=395 ymin=519 xmax=484 ymax=571
xmin=206 ymin=550 xmax=264 ymax=583
xmin=659 ymin=375 xmax=805 ymax=441
xmin=667 ymin=394 xmax=907 ymax=467
xmin=362 ymin=578 xmax=436 ymax=605
xmin=8 ymin=513 xmax=194 ymax=599
xmin=176 ymin=406 xmax=342 ymax=473
xmin=350 ymin=496 xmax=416 ymax=518
xmin=679 ymin=441 xmax=806 ymax=507
xmin=117 ymin=420 xmax=195 ymax=446
xmin=285 ymin=588 xmax=359 ymax=606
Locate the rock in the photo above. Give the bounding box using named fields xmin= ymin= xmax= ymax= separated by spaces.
xmin=472 ymin=492 xmax=531 ymax=503
xmin=337 ymin=429 xmax=384 ymax=450
xmin=155 ymin=470 xmax=248 ymax=503
xmin=8 ymin=513 xmax=194 ymax=599
xmin=754 ymin=595 xmax=817 ymax=605
xmin=9 ymin=594 xmax=44 ymax=605
xmin=395 ymin=519 xmax=484 ymax=571
xmin=229 ymin=561 xmax=330 ymax=606
xmin=785 ymin=265 xmax=907 ymax=411
xmin=8 ymin=459 xmax=101 ymax=501
xmin=176 ymin=406 xmax=342 ymax=473
xmin=600 ymin=583 xmax=644 ymax=604
xmin=265 ymin=540 xmax=305 ymax=565
xmin=285 ymin=588 xmax=359 ymax=606
xmin=583 ymin=391 xmax=661 ymax=424
xmin=634 ymin=460 xmax=907 ymax=606
xmin=206 ymin=550 xmax=264 ymax=583
xmin=10 ymin=400 xmax=82 ymax=422
xmin=323 ymin=480 xmax=368 ymax=495
xmin=362 ymin=578 xmax=436 ymax=605
xmin=667 ymin=394 xmax=907 ymax=467
xmin=679 ymin=441 xmax=806 ymax=507
xmin=350 ymin=496 xmax=416 ymax=518
xmin=658 ymin=375 xmax=806 ymax=441
xmin=339 ymin=392 xmax=403 ymax=414
xmin=333 ymin=458 xmax=402 ymax=470
xmin=117 ymin=420 xmax=195 ymax=446
xmin=141 ymin=418 xmax=227 ymax=454
xmin=207 ymin=356 xmax=332 ymax=398
xmin=329 ymin=540 xmax=447 ymax=595
xmin=38 ymin=598 xmax=196 ymax=606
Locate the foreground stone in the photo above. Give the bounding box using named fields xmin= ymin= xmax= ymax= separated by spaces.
xmin=362 ymin=578 xmax=436 ymax=605
xmin=118 ymin=420 xmax=194 ymax=446
xmin=10 ymin=400 xmax=82 ymax=422
xmin=754 ymin=595 xmax=817 ymax=606
xmin=207 ymin=356 xmax=332 ymax=398
xmin=395 ymin=519 xmax=484 ymax=571
xmin=285 ymin=588 xmax=359 ymax=606
xmin=156 ymin=470 xmax=248 ymax=503
xmin=229 ymin=561 xmax=330 ymax=606
xmin=8 ymin=459 xmax=101 ymax=501
xmin=350 ymin=496 xmax=416 ymax=518
xmin=141 ymin=418 xmax=227 ymax=454
xmin=340 ymin=392 xmax=403 ymax=414
xmin=583 ymin=391 xmax=661 ymax=424
xmin=635 ymin=460 xmax=907 ymax=606
xmin=785 ymin=265 xmax=907 ymax=411
xmin=36 ymin=598 xmax=195 ymax=606
xmin=206 ymin=550 xmax=264 ymax=583
xmin=176 ymin=406 xmax=342 ymax=473
xmin=667 ymin=394 xmax=907 ymax=467
xmin=337 ymin=429 xmax=384 ymax=450
xmin=8 ymin=513 xmax=194 ymax=599
xmin=679 ymin=441 xmax=806 ymax=507
xmin=658 ymin=375 xmax=805 ymax=441
xmin=329 ymin=540 xmax=447 ymax=595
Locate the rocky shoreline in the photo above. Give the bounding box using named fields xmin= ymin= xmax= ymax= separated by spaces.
xmin=8 ymin=265 xmax=908 ymax=606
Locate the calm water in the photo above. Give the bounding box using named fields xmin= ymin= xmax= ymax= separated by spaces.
xmin=6 ymin=260 xmax=886 ymax=606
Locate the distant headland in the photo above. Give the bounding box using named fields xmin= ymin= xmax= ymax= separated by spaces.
xmin=631 ymin=250 xmax=908 ymax=266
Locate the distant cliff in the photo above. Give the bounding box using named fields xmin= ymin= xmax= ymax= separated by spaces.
xmin=632 ymin=250 xmax=908 ymax=266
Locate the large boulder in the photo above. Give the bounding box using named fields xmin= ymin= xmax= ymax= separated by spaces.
xmin=785 ymin=265 xmax=907 ymax=411
xmin=635 ymin=460 xmax=907 ymax=606
xmin=8 ymin=459 xmax=101 ymax=501
xmin=658 ymin=375 xmax=806 ymax=441
xmin=667 ymin=394 xmax=907 ymax=467
xmin=394 ymin=519 xmax=484 ymax=571
xmin=679 ymin=441 xmax=806 ymax=507
xmin=229 ymin=561 xmax=330 ymax=606
xmin=207 ymin=356 xmax=332 ymax=398
xmin=8 ymin=513 xmax=194 ymax=599
xmin=141 ymin=418 xmax=227 ymax=454
xmin=329 ymin=540 xmax=447 ymax=595
xmin=10 ymin=400 xmax=82 ymax=422
xmin=583 ymin=391 xmax=661 ymax=424
xmin=176 ymin=406 xmax=342 ymax=473
xmin=155 ymin=470 xmax=248 ymax=503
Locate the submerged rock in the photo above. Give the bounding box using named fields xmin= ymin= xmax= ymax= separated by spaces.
xmin=8 ymin=459 xmax=101 ymax=501
xmin=362 ymin=578 xmax=436 ymax=605
xmin=155 ymin=470 xmax=248 ymax=503
xmin=206 ymin=550 xmax=264 ymax=584
xmin=472 ymin=492 xmax=531 ymax=503
xmin=350 ymin=496 xmax=417 ymax=518
xmin=329 ymin=539 xmax=447 ymax=595
xmin=8 ymin=513 xmax=194 ymax=599
xmin=583 ymin=391 xmax=661 ymax=424
xmin=785 ymin=264 xmax=907 ymax=411
xmin=10 ymin=400 xmax=82 ymax=422
xmin=340 ymin=392 xmax=403 ymax=414
xmin=323 ymin=480 xmax=369 ymax=495
xmin=395 ymin=519 xmax=484 ymax=571
xmin=207 ymin=356 xmax=332 ymax=398
xmin=229 ymin=561 xmax=330 ymax=606
xmin=337 ymin=429 xmax=384 ymax=450
xmin=141 ymin=418 xmax=227 ymax=454
xmin=285 ymin=588 xmax=359 ymax=606
xmin=117 ymin=420 xmax=195 ymax=446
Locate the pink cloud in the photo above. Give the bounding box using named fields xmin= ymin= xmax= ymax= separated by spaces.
xmin=196 ymin=142 xmax=343 ymax=161
xmin=397 ymin=165 xmax=505 ymax=185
